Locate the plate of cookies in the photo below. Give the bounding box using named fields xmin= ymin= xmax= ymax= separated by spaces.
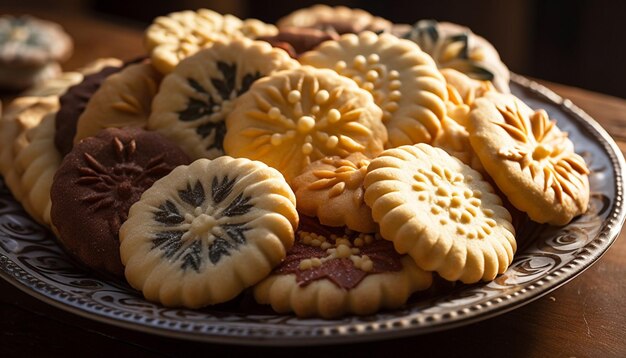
xmin=0 ymin=5 xmax=624 ymax=345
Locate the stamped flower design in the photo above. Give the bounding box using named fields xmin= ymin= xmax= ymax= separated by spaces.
xmin=495 ymin=105 xmax=590 ymax=203
xmin=150 ymin=176 xmax=253 ymax=272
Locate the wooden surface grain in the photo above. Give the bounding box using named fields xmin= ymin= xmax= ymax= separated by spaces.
xmin=0 ymin=7 xmax=625 ymax=358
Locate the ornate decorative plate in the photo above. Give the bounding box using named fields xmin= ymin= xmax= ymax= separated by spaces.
xmin=0 ymin=75 xmax=624 ymax=346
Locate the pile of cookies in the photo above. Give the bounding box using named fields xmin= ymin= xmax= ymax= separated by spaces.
xmin=0 ymin=5 xmax=590 ymax=319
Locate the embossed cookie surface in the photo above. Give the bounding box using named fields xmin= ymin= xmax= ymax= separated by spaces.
xmin=364 ymin=144 xmax=516 ymax=283
xmin=253 ymin=216 xmax=431 ymax=318
xmin=50 ymin=128 xmax=191 ymax=277
xmin=277 ymin=4 xmax=392 ymax=34
xmin=292 ymin=153 xmax=376 ymax=233
xmin=300 ymin=31 xmax=447 ymax=147
xmin=119 ymin=157 xmax=298 ymax=308
xmin=75 ymin=62 xmax=162 ymax=143
xmin=145 ymin=9 xmax=277 ymax=74
xmin=224 ymin=66 xmax=387 ymax=184
xmin=468 ymin=93 xmax=590 ymax=225
xmin=148 ymin=38 xmax=298 ymax=159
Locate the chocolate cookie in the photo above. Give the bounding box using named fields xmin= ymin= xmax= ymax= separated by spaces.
xmin=50 ymin=127 xmax=191 ymax=277
xmin=54 ymin=62 xmax=123 ymax=156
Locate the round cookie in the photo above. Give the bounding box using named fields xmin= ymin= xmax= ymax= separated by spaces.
xmin=119 ymin=156 xmax=299 ymax=308
xmin=277 ymin=5 xmax=392 ymax=34
xmin=224 ymin=66 xmax=387 ymax=184
xmin=404 ymin=20 xmax=510 ymax=93
xmin=468 ymin=93 xmax=590 ymax=225
xmin=74 ymin=61 xmax=162 ymax=143
xmin=54 ymin=59 xmax=124 ymax=156
xmin=148 ymin=38 xmax=298 ymax=159
xmin=254 ymin=216 xmax=432 ymax=318
xmin=50 ymin=128 xmax=191 ymax=277
xmin=364 ymin=143 xmax=516 ymax=284
xmin=256 ymin=27 xmax=339 ymax=58
xmin=292 ymin=153 xmax=376 ymax=233
xmin=145 ymin=9 xmax=277 ymax=74
xmin=300 ymin=31 xmax=448 ymax=147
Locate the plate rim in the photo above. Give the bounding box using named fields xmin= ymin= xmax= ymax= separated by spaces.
xmin=0 ymin=74 xmax=625 ymax=346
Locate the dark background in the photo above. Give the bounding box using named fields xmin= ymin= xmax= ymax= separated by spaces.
xmin=6 ymin=0 xmax=626 ymax=98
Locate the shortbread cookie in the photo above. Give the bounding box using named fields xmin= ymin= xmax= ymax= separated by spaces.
xmin=145 ymin=9 xmax=277 ymax=74
xmin=54 ymin=59 xmax=124 ymax=156
xmin=224 ymin=66 xmax=387 ymax=184
xmin=0 ymin=96 xmax=59 ymax=203
xmin=442 ymin=68 xmax=494 ymax=127
xmin=300 ymin=31 xmax=448 ymax=147
xmin=254 ymin=216 xmax=432 ymax=318
xmin=50 ymin=128 xmax=191 ymax=277
xmin=433 ymin=116 xmax=484 ymax=173
xmin=119 ymin=156 xmax=298 ymax=308
xmin=364 ymin=144 xmax=516 ymax=283
xmin=13 ymin=112 xmax=61 ymax=226
xmin=468 ymin=93 xmax=590 ymax=225
xmin=404 ymin=20 xmax=510 ymax=93
xmin=22 ymin=71 xmax=84 ymax=97
xmin=292 ymin=153 xmax=376 ymax=233
xmin=75 ymin=62 xmax=162 ymax=143
xmin=277 ymin=5 xmax=392 ymax=34
xmin=256 ymin=26 xmax=339 ymax=58
xmin=148 ymin=38 xmax=298 ymax=159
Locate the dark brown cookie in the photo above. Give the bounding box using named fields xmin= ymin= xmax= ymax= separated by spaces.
xmin=54 ymin=64 xmax=122 ymax=156
xmin=50 ymin=127 xmax=191 ymax=277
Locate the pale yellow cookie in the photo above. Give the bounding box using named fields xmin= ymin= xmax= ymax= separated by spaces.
xmin=74 ymin=62 xmax=162 ymax=143
xmin=145 ymin=9 xmax=277 ymax=74
xmin=254 ymin=218 xmax=432 ymax=318
xmin=224 ymin=66 xmax=387 ymax=184
xmin=119 ymin=156 xmax=298 ymax=308
xmin=277 ymin=4 xmax=392 ymax=34
xmin=442 ymin=68 xmax=494 ymax=127
xmin=0 ymin=96 xmax=59 ymax=203
xmin=433 ymin=116 xmax=484 ymax=173
xmin=364 ymin=143 xmax=516 ymax=283
xmin=468 ymin=93 xmax=590 ymax=225
xmin=22 ymin=71 xmax=83 ymax=97
xmin=292 ymin=153 xmax=376 ymax=233
xmin=300 ymin=31 xmax=448 ymax=147
xmin=148 ymin=38 xmax=298 ymax=160
xmin=405 ymin=20 xmax=510 ymax=93
xmin=13 ymin=112 xmax=61 ymax=226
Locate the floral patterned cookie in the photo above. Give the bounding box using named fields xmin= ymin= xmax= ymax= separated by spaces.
xmin=223 ymin=66 xmax=387 ymax=184
xmin=404 ymin=20 xmax=510 ymax=93
xmin=292 ymin=153 xmax=376 ymax=233
xmin=300 ymin=31 xmax=448 ymax=147
xmin=148 ymin=38 xmax=298 ymax=159
xmin=254 ymin=216 xmax=432 ymax=318
xmin=145 ymin=9 xmax=277 ymax=74
xmin=119 ymin=156 xmax=298 ymax=308
xmin=468 ymin=93 xmax=590 ymax=225
xmin=277 ymin=5 xmax=392 ymax=34
xmin=364 ymin=143 xmax=516 ymax=283
xmin=75 ymin=61 xmax=162 ymax=143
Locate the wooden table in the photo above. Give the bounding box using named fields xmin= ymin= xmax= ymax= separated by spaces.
xmin=1 ymin=8 xmax=625 ymax=357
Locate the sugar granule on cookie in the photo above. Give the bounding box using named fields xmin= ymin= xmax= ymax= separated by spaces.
xmin=364 ymin=143 xmax=516 ymax=284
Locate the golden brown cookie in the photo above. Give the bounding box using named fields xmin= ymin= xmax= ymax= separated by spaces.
xmin=148 ymin=38 xmax=298 ymax=159
xmin=364 ymin=143 xmax=516 ymax=283
xmin=119 ymin=156 xmax=298 ymax=308
xmin=292 ymin=153 xmax=376 ymax=233
xmin=468 ymin=93 xmax=590 ymax=225
xmin=223 ymin=66 xmax=387 ymax=184
xmin=300 ymin=31 xmax=448 ymax=147
xmin=253 ymin=216 xmax=432 ymax=318
xmin=277 ymin=5 xmax=392 ymax=34
xmin=145 ymin=9 xmax=278 ymax=74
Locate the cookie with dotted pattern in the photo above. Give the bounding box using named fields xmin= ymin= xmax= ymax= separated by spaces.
xmin=148 ymin=38 xmax=298 ymax=160
xmin=145 ymin=9 xmax=277 ymax=74
xmin=223 ymin=66 xmax=387 ymax=184
xmin=119 ymin=156 xmax=299 ymax=308
xmin=364 ymin=143 xmax=516 ymax=283
xmin=468 ymin=92 xmax=590 ymax=225
xmin=74 ymin=61 xmax=162 ymax=143
xmin=253 ymin=216 xmax=432 ymax=318
xmin=300 ymin=31 xmax=448 ymax=147
xmin=292 ymin=152 xmax=376 ymax=233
